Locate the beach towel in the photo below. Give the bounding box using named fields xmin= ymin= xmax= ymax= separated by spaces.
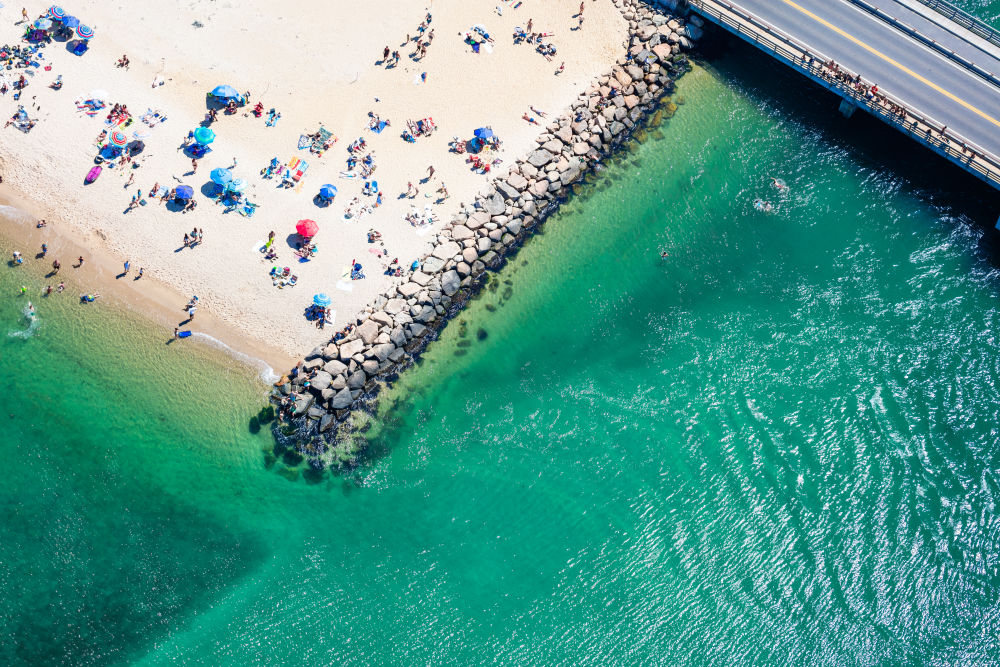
xmin=371 ymin=120 xmax=387 ymax=134
xmin=311 ymin=126 xmax=334 ymax=153
xmin=297 ymin=134 xmax=310 ymax=150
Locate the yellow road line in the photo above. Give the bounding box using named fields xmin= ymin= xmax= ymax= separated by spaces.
xmin=776 ymin=0 xmax=1000 ymax=129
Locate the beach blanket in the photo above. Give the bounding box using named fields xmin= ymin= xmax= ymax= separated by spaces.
xmin=370 ymin=120 xmax=387 ymax=134
xmin=311 ymin=126 xmax=334 ymax=153
xmin=297 ymin=134 xmax=310 ymax=150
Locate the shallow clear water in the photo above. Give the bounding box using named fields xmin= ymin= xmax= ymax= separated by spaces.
xmin=3 ymin=34 xmax=1000 ymax=666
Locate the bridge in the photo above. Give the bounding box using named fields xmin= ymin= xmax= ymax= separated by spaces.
xmin=684 ymin=0 xmax=1000 ymax=196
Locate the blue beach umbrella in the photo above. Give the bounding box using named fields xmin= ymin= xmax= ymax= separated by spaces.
xmin=34 ymin=18 xmax=53 ymax=30
xmin=174 ymin=185 xmax=194 ymax=200
xmin=76 ymin=24 xmax=95 ymax=40
xmin=62 ymin=15 xmax=79 ymax=28
xmin=227 ymin=178 xmax=247 ymax=194
xmin=211 ymin=84 xmax=239 ymax=99
xmin=312 ymin=293 xmax=332 ymax=307
xmin=473 ymin=127 xmax=493 ymax=139
xmin=193 ymin=127 xmax=215 ymax=145
xmin=209 ymin=168 xmax=232 ymax=185
xmin=319 ymin=184 xmax=337 ymax=199
xmin=48 ymin=7 xmax=66 ymax=21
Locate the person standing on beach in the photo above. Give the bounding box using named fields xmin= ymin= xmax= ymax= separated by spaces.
xmin=191 ymin=158 xmax=199 ymax=173
xmin=123 ymin=260 xmax=130 ymax=276
xmin=75 ymin=256 xmax=84 ymax=268
xmin=52 ymin=259 xmax=60 ymax=273
xmin=173 ymin=327 xmax=179 ymax=340
xmin=426 ymin=165 xmax=435 ymax=180
xmin=40 ymin=243 xmax=47 ymax=257
xmin=556 ymin=62 xmax=565 ymax=75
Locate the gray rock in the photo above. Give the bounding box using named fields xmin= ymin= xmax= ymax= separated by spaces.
xmin=331 ymin=374 xmax=347 ymax=391
xmin=495 ymin=180 xmax=520 ymax=201
xmin=319 ymin=413 xmax=335 ymax=432
xmin=388 ymin=348 xmax=407 ymax=363
xmin=441 ymin=270 xmax=461 ymax=296
xmin=361 ymin=359 xmax=379 ymax=374
xmin=310 ymin=371 xmax=333 ymax=391
xmin=527 ymin=149 xmax=554 ymax=167
xmin=356 ymin=320 xmax=380 ymax=345
xmin=384 ymin=298 xmax=407 ymax=315
xmin=323 ymin=359 xmax=347 ymax=376
xmin=507 ymin=219 xmax=523 ymax=235
xmin=293 ymin=393 xmax=315 ymax=415
xmin=371 ymin=310 xmax=393 ymax=327
xmin=398 ymin=282 xmax=421 ymax=298
xmin=483 ymin=193 xmax=505 ymax=215
xmin=555 ymin=125 xmax=574 ymax=143
xmin=410 ymin=271 xmax=433 ymax=287
xmin=432 ymin=241 xmax=461 ymax=261
xmin=467 ymin=211 xmax=491 ymax=229
xmin=609 ymin=120 xmax=625 ymax=136
xmin=390 ymin=326 xmax=407 ymax=347
xmin=507 ymin=173 xmax=528 ymax=190
xmin=307 ymin=405 xmax=327 ymax=420
xmin=347 ymin=370 xmax=367 ymax=389
xmin=415 ymin=305 xmax=436 ymax=323
xmin=303 ymin=357 xmax=325 ymax=371
xmin=626 ymin=64 xmax=644 ymax=81
xmin=452 ymin=225 xmax=474 ymax=241
xmin=408 ymin=323 xmax=427 ymax=337
xmin=560 ymin=166 xmax=582 ymax=186
xmin=339 ymin=338 xmax=365 ymax=361
xmin=372 ymin=343 xmax=395 ymax=362
xmin=330 ymin=387 xmax=353 ymax=409
xmin=477 ymin=237 xmax=492 ymax=253
xmin=462 ymin=247 xmax=479 ymax=264
xmin=520 ymin=162 xmax=538 ymax=179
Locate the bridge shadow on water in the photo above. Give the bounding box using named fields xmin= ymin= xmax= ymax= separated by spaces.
xmin=695 ymin=23 xmax=1000 ymax=261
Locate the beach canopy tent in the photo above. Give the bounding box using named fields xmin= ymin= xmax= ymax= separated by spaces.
xmin=174 ymin=185 xmax=194 ymax=200
xmin=227 ymin=178 xmax=247 ymax=194
xmin=296 ymin=219 xmax=318 ymax=238
xmin=312 ymin=293 xmax=332 ymax=307
xmin=34 ymin=18 xmax=53 ymax=30
xmin=76 ymin=24 xmax=94 ymax=40
xmin=193 ymin=127 xmax=215 ymax=145
xmin=209 ymin=167 xmax=232 ymax=185
xmin=211 ymin=84 xmax=239 ymax=100
xmin=126 ymin=140 xmax=145 ymax=155
xmin=109 ymin=130 xmax=128 ymax=147
xmin=319 ymin=184 xmax=337 ymax=199
xmin=48 ymin=6 xmax=67 ymax=20
xmin=473 ymin=127 xmax=494 ymax=139
xmin=61 ymin=16 xmax=79 ymax=28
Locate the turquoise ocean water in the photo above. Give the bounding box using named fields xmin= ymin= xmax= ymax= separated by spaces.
xmin=3 ymin=29 xmax=1000 ymax=665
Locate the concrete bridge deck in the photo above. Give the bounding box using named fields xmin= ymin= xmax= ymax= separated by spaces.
xmin=685 ymin=0 xmax=1000 ymax=191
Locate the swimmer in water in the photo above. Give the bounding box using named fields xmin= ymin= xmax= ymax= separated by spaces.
xmin=770 ymin=177 xmax=788 ymax=191
xmin=26 ymin=302 xmax=34 ymax=316
xmin=57 ymin=282 xmax=65 ymax=293
xmin=660 ymin=251 xmax=669 ymax=259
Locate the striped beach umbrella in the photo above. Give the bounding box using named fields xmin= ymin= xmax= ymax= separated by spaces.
xmin=227 ymin=178 xmax=247 ymax=194
xmin=76 ymin=24 xmax=95 ymax=40
xmin=312 ymin=293 xmax=332 ymax=307
xmin=48 ymin=6 xmax=66 ymax=20
xmin=109 ymin=131 xmax=128 ymax=147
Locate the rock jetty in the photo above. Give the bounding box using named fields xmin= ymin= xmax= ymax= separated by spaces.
xmin=270 ymin=0 xmax=704 ymax=469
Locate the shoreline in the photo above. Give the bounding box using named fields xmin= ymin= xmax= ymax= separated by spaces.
xmin=0 ymin=191 xmax=298 ymax=373
xmin=270 ymin=0 xmax=703 ymax=467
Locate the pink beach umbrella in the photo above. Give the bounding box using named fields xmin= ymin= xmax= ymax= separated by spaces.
xmin=48 ymin=6 xmax=67 ymax=20
xmin=109 ymin=131 xmax=128 ymax=147
xmin=76 ymin=24 xmax=95 ymax=40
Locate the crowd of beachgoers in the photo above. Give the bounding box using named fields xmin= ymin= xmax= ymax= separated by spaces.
xmin=0 ymin=0 xmax=630 ymax=364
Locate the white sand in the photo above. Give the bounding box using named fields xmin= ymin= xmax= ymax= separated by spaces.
xmin=0 ymin=0 xmax=627 ymax=365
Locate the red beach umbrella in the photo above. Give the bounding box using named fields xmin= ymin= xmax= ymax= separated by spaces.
xmin=295 ymin=219 xmax=318 ymax=238
xmin=109 ymin=130 xmax=128 ymax=147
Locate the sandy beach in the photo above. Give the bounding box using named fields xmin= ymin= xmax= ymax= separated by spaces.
xmin=0 ymin=0 xmax=627 ymax=367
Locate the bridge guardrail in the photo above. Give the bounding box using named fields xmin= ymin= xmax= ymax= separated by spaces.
xmin=910 ymin=0 xmax=1000 ymax=51
xmin=844 ymin=0 xmax=1000 ymax=90
xmin=686 ymin=0 xmax=1000 ymax=189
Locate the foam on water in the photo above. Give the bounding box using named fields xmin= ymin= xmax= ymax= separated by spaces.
xmin=6 ymin=303 xmax=39 ymax=339
xmin=189 ymin=331 xmax=278 ymax=384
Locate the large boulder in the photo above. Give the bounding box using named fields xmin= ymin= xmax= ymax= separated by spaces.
xmin=310 ymin=371 xmax=333 ymax=391
xmin=432 ymin=241 xmax=461 ymax=260
xmin=422 ymin=256 xmax=445 ymax=274
xmin=483 ymin=193 xmax=505 ymax=215
xmin=372 ymin=343 xmax=396 ymax=362
xmin=554 ymin=125 xmax=573 ymax=143
xmin=441 ymin=270 xmax=461 ymax=296
xmin=338 ymin=338 xmax=365 ymax=361
xmin=452 ymin=225 xmax=474 ymax=240
xmin=330 ymin=387 xmax=353 ymax=409
xmin=384 ymin=297 xmax=407 ymax=314
xmin=495 ymin=181 xmax=520 ymax=201
xmin=527 ymin=149 xmax=554 ymax=167
xmin=507 ymin=173 xmax=528 ymax=191
xmin=467 ymin=210 xmax=491 ymax=229
xmin=323 ymin=359 xmax=347 ymax=376
xmin=356 ymin=319 xmax=380 ymax=345
xmin=293 ymin=393 xmax=315 ymax=415
xmin=398 ymin=281 xmax=421 ymax=298
xmin=347 ymin=370 xmax=367 ymax=389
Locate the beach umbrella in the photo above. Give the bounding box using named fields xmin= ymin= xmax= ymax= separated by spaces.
xmin=209 ymin=167 xmax=232 ymax=185
xmin=319 ymin=184 xmax=337 ymax=199
xmin=312 ymin=293 xmax=332 ymax=307
xmin=76 ymin=24 xmax=95 ymax=40
xmin=62 ymin=15 xmax=79 ymax=28
xmin=109 ymin=130 xmax=128 ymax=147
xmin=174 ymin=185 xmax=194 ymax=200
xmin=473 ymin=127 xmax=494 ymax=139
xmin=193 ymin=126 xmax=215 ymax=145
xmin=227 ymin=178 xmax=247 ymax=193
xmin=296 ymin=219 xmax=319 ymax=238
xmin=34 ymin=18 xmax=53 ymax=30
xmin=48 ymin=6 xmax=67 ymax=20
xmin=211 ymin=84 xmax=239 ymax=99
xmin=126 ymin=140 xmax=145 ymax=155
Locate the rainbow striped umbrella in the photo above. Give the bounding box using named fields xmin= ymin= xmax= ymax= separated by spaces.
xmin=76 ymin=24 xmax=95 ymax=40
xmin=109 ymin=131 xmax=128 ymax=147
xmin=48 ymin=6 xmax=67 ymax=20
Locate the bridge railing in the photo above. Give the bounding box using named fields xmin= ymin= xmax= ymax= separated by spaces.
xmin=686 ymin=0 xmax=1000 ymax=189
xmin=910 ymin=0 xmax=1000 ymax=51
